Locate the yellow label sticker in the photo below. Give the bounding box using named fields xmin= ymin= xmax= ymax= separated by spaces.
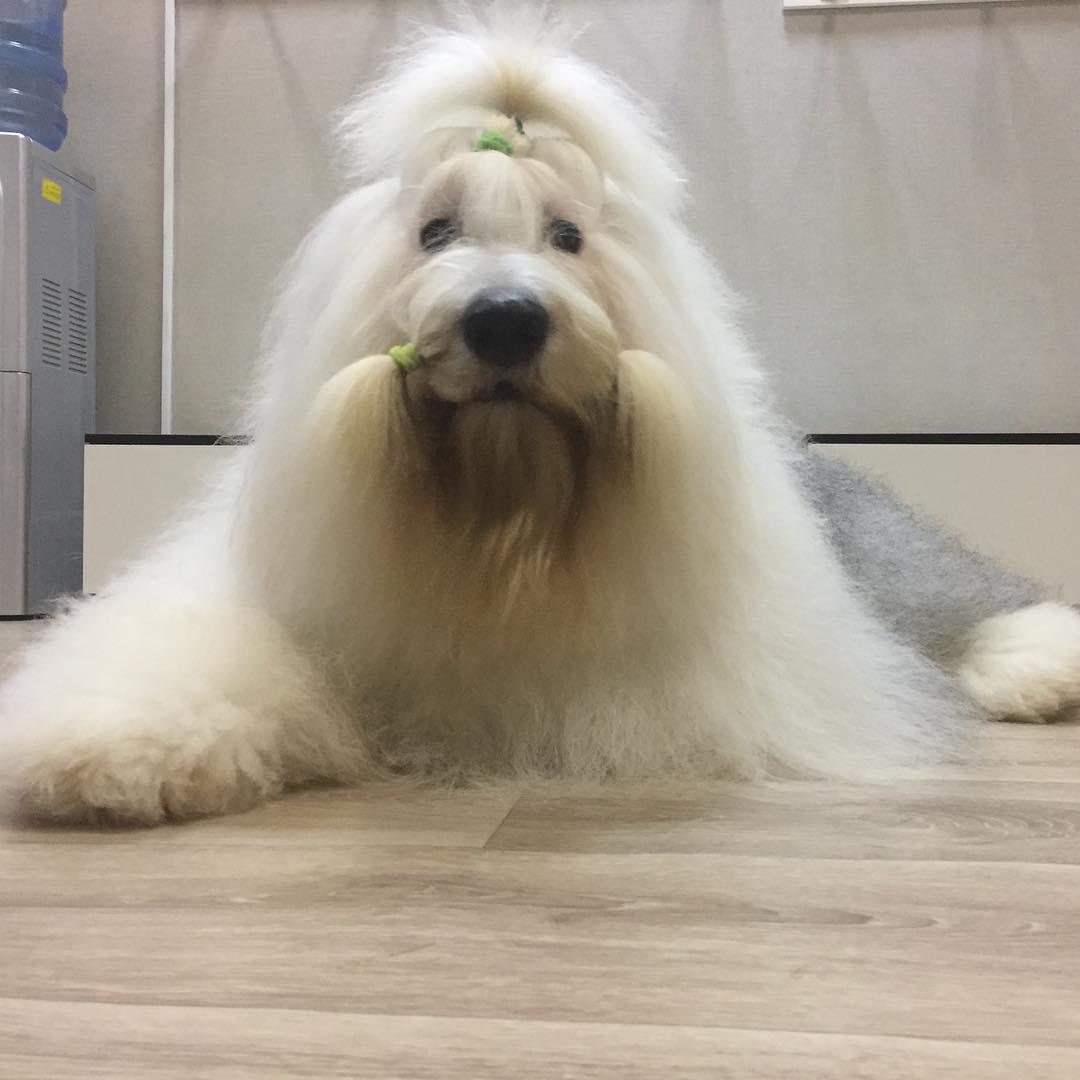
xmin=41 ymin=178 xmax=63 ymax=205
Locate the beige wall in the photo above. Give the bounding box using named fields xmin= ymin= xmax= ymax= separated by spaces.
xmin=64 ymin=0 xmax=164 ymax=433
xmin=61 ymin=3 xmax=1080 ymax=434
xmin=171 ymin=0 xmax=1080 ymax=435
xmin=172 ymin=0 xmax=422 ymax=431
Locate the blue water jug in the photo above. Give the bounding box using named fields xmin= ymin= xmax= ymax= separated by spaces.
xmin=0 ymin=0 xmax=66 ymax=150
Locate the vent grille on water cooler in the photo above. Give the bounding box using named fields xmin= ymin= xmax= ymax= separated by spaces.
xmin=41 ymin=276 xmax=63 ymax=366
xmin=67 ymin=287 xmax=89 ymax=374
xmin=39 ymin=277 xmax=90 ymax=374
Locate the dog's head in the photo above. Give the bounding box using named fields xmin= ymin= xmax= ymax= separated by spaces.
xmin=394 ymin=111 xmax=645 ymax=536
xmin=351 ymin=25 xmax=688 ymax=410
xmin=256 ymin=16 xmax=725 ymax=612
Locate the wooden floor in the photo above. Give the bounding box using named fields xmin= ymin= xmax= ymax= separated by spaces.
xmin=2 ymin=622 xmax=1080 ymax=1077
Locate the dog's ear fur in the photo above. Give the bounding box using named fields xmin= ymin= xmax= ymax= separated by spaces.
xmin=337 ymin=5 xmax=684 ymax=212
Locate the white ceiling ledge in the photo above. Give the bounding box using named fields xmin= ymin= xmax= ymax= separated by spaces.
xmin=785 ymin=0 xmax=1070 ymax=10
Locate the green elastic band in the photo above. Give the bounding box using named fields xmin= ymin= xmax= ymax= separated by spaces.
xmin=389 ymin=343 xmax=420 ymax=372
xmin=473 ymin=130 xmax=515 ymax=156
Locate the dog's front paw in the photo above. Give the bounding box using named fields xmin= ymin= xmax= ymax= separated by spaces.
xmin=0 ymin=697 xmax=284 ymax=825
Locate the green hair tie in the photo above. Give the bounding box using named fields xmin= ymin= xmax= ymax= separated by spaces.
xmin=388 ymin=343 xmax=421 ymax=372
xmin=473 ymin=130 xmax=515 ymax=157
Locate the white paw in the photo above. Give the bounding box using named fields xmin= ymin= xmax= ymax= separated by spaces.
xmin=958 ymin=602 xmax=1080 ymax=722
xmin=0 ymin=696 xmax=283 ymax=824
xmin=0 ymin=597 xmax=361 ymax=825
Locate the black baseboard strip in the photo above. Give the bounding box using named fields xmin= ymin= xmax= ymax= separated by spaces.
xmin=807 ymin=434 xmax=1080 ymax=445
xmin=85 ymin=434 xmax=250 ymax=446
xmin=84 ymin=434 xmax=1080 ymax=447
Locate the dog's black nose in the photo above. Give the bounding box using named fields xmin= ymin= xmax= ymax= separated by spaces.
xmin=462 ymin=288 xmax=549 ymax=368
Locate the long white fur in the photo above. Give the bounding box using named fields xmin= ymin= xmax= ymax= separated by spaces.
xmin=957 ymin=603 xmax=1080 ymax=722
xmin=0 ymin=12 xmax=1072 ymax=823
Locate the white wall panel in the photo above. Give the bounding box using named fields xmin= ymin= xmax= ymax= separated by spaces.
xmin=83 ymin=442 xmax=1080 ymax=602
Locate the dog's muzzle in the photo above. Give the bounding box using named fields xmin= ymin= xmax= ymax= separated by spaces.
xmin=461 ymin=287 xmax=550 ymax=369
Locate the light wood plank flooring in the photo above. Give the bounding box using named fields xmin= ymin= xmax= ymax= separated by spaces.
xmin=2 ymin=620 xmax=1079 ymax=1078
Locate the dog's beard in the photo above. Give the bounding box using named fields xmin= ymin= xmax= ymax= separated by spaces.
xmin=432 ymin=399 xmax=587 ymax=602
xmin=301 ymin=352 xmax=598 ymax=596
xmin=289 ymin=341 xmax=706 ymax=637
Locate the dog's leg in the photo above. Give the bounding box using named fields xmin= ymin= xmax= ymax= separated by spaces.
xmin=0 ymin=357 xmax=415 ymax=826
xmin=956 ymin=602 xmax=1080 ymax=722
xmin=0 ymin=591 xmax=368 ymax=824
xmin=800 ymin=454 xmax=1080 ymax=725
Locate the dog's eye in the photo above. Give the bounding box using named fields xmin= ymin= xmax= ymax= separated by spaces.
xmin=420 ymin=218 xmax=458 ymax=253
xmin=548 ymin=218 xmax=583 ymax=255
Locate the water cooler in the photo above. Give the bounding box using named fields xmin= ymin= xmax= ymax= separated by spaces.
xmin=0 ymin=131 xmax=95 ymax=615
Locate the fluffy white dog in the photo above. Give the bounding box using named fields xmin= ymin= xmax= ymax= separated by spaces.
xmin=2 ymin=15 xmax=1079 ymax=823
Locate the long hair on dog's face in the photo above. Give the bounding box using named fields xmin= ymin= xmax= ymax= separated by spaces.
xmin=391 ymin=125 xmax=621 ymax=572
xmin=243 ymin=91 xmax=726 ymax=642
